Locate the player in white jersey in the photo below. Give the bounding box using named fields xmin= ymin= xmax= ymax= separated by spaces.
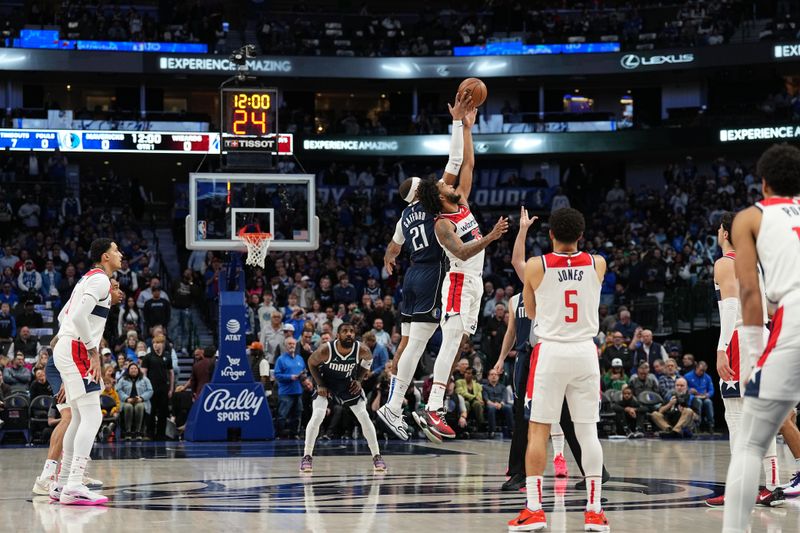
xmin=49 ymin=238 xmax=122 ymax=505
xmin=377 ymin=92 xmax=474 ymax=440
xmin=413 ymin=137 xmax=509 ymax=441
xmin=508 ymin=208 xmax=609 ymax=532
xmin=723 ymin=144 xmax=800 ymax=532
xmin=706 ymin=212 xmax=785 ymax=507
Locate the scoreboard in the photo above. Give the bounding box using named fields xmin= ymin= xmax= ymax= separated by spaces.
xmin=0 ymin=129 xmax=293 ymax=155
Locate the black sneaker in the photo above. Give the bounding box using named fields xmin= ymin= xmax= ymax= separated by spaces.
xmin=502 ymin=473 xmax=526 ymax=491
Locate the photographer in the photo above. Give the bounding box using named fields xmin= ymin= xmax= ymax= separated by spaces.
xmin=649 ymin=377 xmax=699 ymax=438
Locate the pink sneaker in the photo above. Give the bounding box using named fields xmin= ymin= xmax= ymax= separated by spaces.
xmin=59 ymin=485 xmax=108 ymax=506
xmin=554 ymin=453 xmax=568 ymax=478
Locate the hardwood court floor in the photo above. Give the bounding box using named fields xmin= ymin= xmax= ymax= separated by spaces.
xmin=4 ymin=438 xmax=800 ymax=532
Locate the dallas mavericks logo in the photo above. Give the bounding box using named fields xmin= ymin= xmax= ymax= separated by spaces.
xmin=203 ymin=388 xmax=264 ymax=422
xmin=221 ymin=355 xmax=247 ymax=381
xmin=226 ymin=320 xmax=241 ymax=334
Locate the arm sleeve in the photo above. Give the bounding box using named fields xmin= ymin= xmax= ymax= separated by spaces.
xmin=717 ymin=298 xmax=738 ymax=351
xmin=392 ymin=219 xmax=405 ymax=245
xmin=445 ymin=120 xmax=464 ymax=176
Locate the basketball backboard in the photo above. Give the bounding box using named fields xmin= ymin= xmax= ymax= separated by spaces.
xmin=186 ymin=173 xmax=318 ymax=252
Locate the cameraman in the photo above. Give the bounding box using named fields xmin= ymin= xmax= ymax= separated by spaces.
xmin=649 ymin=377 xmax=699 ymax=438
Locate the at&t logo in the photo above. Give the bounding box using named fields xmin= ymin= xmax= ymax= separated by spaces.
xmin=225 ymin=319 xmax=242 ymax=341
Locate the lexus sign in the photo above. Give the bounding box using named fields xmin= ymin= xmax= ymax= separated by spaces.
xmin=620 ymin=53 xmax=695 ymax=69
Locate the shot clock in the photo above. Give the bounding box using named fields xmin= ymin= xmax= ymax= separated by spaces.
xmin=220 ymin=87 xmax=280 ymax=153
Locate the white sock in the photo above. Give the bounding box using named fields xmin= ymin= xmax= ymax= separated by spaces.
xmin=551 ymin=430 xmax=565 ymax=457
xmin=41 ymin=459 xmax=58 ymax=479
xmin=387 ymin=376 xmax=409 ymax=413
xmin=67 ymin=454 xmax=89 ymax=489
xmin=427 ymin=383 xmax=446 ymax=412
xmin=763 ymin=456 xmax=779 ymax=490
xmin=585 ymin=476 xmax=602 ymax=512
xmin=526 ymin=475 xmax=543 ymax=511
xmin=58 ymin=452 xmax=72 ymax=486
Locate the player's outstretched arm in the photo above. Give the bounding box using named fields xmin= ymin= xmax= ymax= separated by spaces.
xmin=512 ymin=207 xmax=538 ymax=282
xmin=434 ymin=217 xmax=508 ymax=262
xmin=385 ymin=219 xmax=405 ymax=276
xmin=494 ymin=303 xmax=517 ymax=376
xmin=307 ymin=344 xmax=330 ymax=397
xmin=442 ymin=92 xmax=472 ymax=185
xmin=714 ymin=257 xmax=738 ymax=381
xmin=522 ymin=257 xmax=544 ymax=320
xmin=455 ymin=108 xmax=477 ymax=201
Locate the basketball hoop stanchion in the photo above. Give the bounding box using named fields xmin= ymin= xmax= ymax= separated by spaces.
xmin=237 ymin=226 xmax=272 ymax=268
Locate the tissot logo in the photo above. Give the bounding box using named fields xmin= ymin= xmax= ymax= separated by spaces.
xmin=620 ymin=53 xmax=694 ymax=69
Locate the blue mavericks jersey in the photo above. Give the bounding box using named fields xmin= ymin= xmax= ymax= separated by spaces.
xmin=401 ymin=202 xmax=443 ymax=264
xmin=513 ymin=293 xmax=533 ymax=352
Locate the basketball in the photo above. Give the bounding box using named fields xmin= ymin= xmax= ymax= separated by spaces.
xmin=458 ymin=77 xmax=487 ymax=107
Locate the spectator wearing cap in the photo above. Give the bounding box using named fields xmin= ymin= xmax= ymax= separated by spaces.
xmin=666 ymin=344 xmax=682 ymax=364
xmin=333 ymin=275 xmax=357 ymax=306
xmin=281 ymin=322 xmax=296 ymax=344
xmin=630 ymin=329 xmax=668 ymax=369
xmin=683 ymin=360 xmax=715 ymax=432
xmin=363 ymin=276 xmax=382 ymax=304
xmin=17 ymin=259 xmax=42 ymax=300
xmin=601 ymin=331 xmax=632 ymax=372
xmin=9 ymin=326 xmax=40 ymax=361
xmin=0 ymin=302 xmax=16 ymax=355
xmin=602 ymin=358 xmax=629 ymax=391
xmin=658 ymin=358 xmax=681 ymax=399
xmin=0 ymin=282 xmax=19 ymax=308
xmin=291 ymin=275 xmax=316 ymax=310
xmin=612 ymin=310 xmax=639 ymax=341
xmin=3 ymin=352 xmax=31 ymax=393
xmin=100 ymin=347 xmax=113 ymax=367
xmin=16 ymin=300 xmax=43 ymax=329
xmin=628 ymin=362 xmax=660 ymax=398
xmin=274 ymin=337 xmax=305 ymax=438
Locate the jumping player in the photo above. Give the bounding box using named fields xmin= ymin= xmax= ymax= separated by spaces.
xmin=723 ymin=144 xmax=800 ymax=532
xmin=706 ymin=212 xmax=785 ymax=507
xmin=31 ymin=278 xmax=122 ymax=495
xmin=49 ymin=238 xmax=122 ymax=505
xmin=412 ymin=123 xmax=509 ymax=442
xmin=508 ymin=208 xmax=609 ymax=532
xmin=377 ymin=93 xmax=476 ymax=440
xmin=302 ymin=323 xmax=386 ymax=473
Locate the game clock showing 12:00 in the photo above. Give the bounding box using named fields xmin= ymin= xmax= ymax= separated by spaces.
xmin=222 ymin=88 xmax=278 ymax=137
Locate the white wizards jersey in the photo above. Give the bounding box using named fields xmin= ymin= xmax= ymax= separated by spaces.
xmin=436 ymin=204 xmax=484 ymax=275
xmin=57 ymin=268 xmax=112 ymax=350
xmin=755 ymin=197 xmax=800 ymax=305
xmin=714 ymin=251 xmax=768 ymax=328
xmin=533 ymin=252 xmax=600 ymax=343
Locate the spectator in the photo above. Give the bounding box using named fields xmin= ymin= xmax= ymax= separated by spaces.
xmin=602 ymin=358 xmax=629 ymax=391
xmin=17 ymin=259 xmax=41 ymax=300
xmin=628 ymin=362 xmax=660 ymax=397
xmin=58 ymin=264 xmax=79 ymax=303
xmin=482 ymin=289 xmax=508 ymax=319
xmin=176 ymin=347 xmax=215 ymax=400
xmin=116 ymin=362 xmax=153 ymax=440
xmin=631 ymin=329 xmax=668 ymax=369
xmin=658 ymin=358 xmax=681 ymax=399
xmin=248 ymin=343 xmax=271 ymax=393
xmin=453 ymin=357 xmax=470 ymax=382
xmin=443 ymin=380 xmax=469 ymax=437
xmin=118 ymin=298 xmax=141 ymax=336
xmin=681 ymin=353 xmax=697 ymax=375
xmin=137 ymin=277 xmax=169 ymax=310
xmin=259 ymin=311 xmax=285 ymax=360
xmin=114 ymin=258 xmax=139 ymax=297
xmin=683 ymin=361 xmax=715 ymax=432
xmin=601 ymin=331 xmax=633 ymax=372
xmin=0 ymin=302 xmax=16 ymax=354
xmin=274 ymin=337 xmax=305 ymax=438
xmin=40 ymin=260 xmax=61 ymax=307
xmin=171 ymin=269 xmax=199 ymax=351
xmin=100 ymin=377 xmax=120 ymax=417
xmin=16 ymin=300 xmax=43 ymax=330
xmin=455 ymin=367 xmax=485 ymax=430
xmin=143 ymin=287 xmax=171 ymax=332
xmin=362 ymin=331 xmax=388 ymax=392
xmin=9 ymin=326 xmax=40 ymax=361
xmin=612 ymin=385 xmax=646 ymax=438
xmin=613 ymin=310 xmax=639 ymax=340
xmin=333 ymin=275 xmax=357 ymax=305
xmin=650 ymin=377 xmax=699 ymax=438
xmin=257 ymin=293 xmax=278 ymax=331
xmin=652 ymin=359 xmax=665 ymax=378
xmin=3 ymin=352 xmax=31 ymax=393
xmin=0 ymin=282 xmax=18 ymax=308
xmin=363 ymin=276 xmax=381 ymax=304
xmin=483 ymin=368 xmax=512 ymax=436
xmin=369 ymin=318 xmax=391 ymax=347
xmin=29 ymin=368 xmax=52 ymax=398
xmin=291 ymin=275 xmax=316 ymax=309
xmin=483 ymin=304 xmax=508 ymax=370
xmin=297 ymin=326 xmax=316 ymax=361
xmin=141 ymin=334 xmax=174 ymax=440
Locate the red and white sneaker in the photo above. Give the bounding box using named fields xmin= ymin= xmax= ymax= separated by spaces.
xmin=413 ymin=409 xmax=455 ymax=441
xmin=508 ymin=508 xmax=547 ymax=531
xmin=553 ymin=453 xmax=568 ymax=478
xmin=584 ymin=510 xmax=610 ymax=532
xmin=59 ymin=485 xmax=108 ymax=506
xmin=704 ymin=494 xmax=725 ymax=507
xmin=756 ymin=487 xmax=786 ymax=507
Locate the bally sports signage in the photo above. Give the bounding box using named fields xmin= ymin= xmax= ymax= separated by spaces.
xmin=185 ymin=291 xmax=274 ymax=440
xmin=620 ymin=53 xmax=694 ymax=70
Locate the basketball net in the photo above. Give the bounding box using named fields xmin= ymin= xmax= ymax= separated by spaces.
xmin=237 ymin=226 xmax=272 ymax=268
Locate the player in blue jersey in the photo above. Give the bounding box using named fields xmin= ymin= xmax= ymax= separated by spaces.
xmin=377 ymin=93 xmax=475 ymax=439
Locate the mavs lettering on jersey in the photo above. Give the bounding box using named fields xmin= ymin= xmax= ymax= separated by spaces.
xmin=318 ymin=339 xmax=362 ymax=405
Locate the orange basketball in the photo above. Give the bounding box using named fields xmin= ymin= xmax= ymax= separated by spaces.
xmin=458 ymin=77 xmax=487 ymax=107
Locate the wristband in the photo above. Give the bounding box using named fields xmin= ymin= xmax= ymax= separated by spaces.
xmin=360 ymin=358 xmax=372 ymax=370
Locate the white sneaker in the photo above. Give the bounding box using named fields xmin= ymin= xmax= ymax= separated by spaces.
xmin=376 ymin=405 xmax=410 ymax=440
xmin=32 ymin=475 xmax=54 ymax=495
xmin=59 ymin=485 xmax=108 ymax=506
xmin=49 ymin=482 xmax=63 ymax=502
xmin=780 ymin=471 xmax=800 ymax=497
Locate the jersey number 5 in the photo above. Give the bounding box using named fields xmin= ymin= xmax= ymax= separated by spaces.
xmin=564 ymin=290 xmax=578 ymax=323
xmin=410 ymin=226 xmax=429 ymax=252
